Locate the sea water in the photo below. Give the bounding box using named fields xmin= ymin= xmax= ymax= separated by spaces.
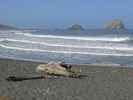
xmin=0 ymin=29 xmax=133 ymax=67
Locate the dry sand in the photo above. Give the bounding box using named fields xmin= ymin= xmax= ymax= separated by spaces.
xmin=0 ymin=58 xmax=133 ymax=100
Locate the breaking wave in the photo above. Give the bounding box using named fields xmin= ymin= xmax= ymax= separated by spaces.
xmin=1 ymin=38 xmax=133 ymax=51
xmin=0 ymin=44 xmax=133 ymax=57
xmin=1 ymin=30 xmax=133 ymax=65
xmin=14 ymin=32 xmax=131 ymax=42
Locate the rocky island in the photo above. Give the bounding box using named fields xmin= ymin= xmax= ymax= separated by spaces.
xmin=105 ymin=19 xmax=126 ymax=30
xmin=68 ymin=24 xmax=84 ymax=31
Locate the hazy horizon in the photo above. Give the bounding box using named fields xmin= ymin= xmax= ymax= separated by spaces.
xmin=0 ymin=0 xmax=132 ymax=29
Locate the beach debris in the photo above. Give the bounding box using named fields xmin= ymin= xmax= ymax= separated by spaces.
xmin=36 ymin=61 xmax=82 ymax=78
xmin=6 ymin=76 xmax=45 ymax=82
xmin=5 ymin=62 xmax=84 ymax=82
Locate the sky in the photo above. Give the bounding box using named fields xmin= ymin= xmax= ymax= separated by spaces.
xmin=0 ymin=0 xmax=132 ymax=29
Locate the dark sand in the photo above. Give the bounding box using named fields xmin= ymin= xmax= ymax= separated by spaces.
xmin=0 ymin=58 xmax=133 ymax=100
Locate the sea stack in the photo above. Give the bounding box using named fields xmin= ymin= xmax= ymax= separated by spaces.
xmin=68 ymin=24 xmax=84 ymax=31
xmin=105 ymin=19 xmax=126 ymax=30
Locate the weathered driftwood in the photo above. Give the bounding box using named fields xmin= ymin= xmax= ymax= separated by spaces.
xmin=6 ymin=62 xmax=83 ymax=82
xmin=36 ymin=61 xmax=81 ymax=78
xmin=6 ymin=76 xmax=44 ymax=82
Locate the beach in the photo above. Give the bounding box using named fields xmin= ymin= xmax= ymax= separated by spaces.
xmin=0 ymin=58 xmax=133 ymax=100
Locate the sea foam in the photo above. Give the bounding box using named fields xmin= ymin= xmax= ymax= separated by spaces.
xmin=1 ymin=38 xmax=133 ymax=51
xmin=14 ymin=32 xmax=130 ymax=42
xmin=0 ymin=44 xmax=133 ymax=57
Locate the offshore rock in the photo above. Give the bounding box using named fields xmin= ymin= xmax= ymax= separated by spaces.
xmin=105 ymin=19 xmax=126 ymax=30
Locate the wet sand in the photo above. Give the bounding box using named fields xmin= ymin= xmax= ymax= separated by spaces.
xmin=0 ymin=58 xmax=133 ymax=100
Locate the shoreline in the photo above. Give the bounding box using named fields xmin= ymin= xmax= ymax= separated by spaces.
xmin=0 ymin=57 xmax=126 ymax=70
xmin=0 ymin=58 xmax=133 ymax=100
xmin=0 ymin=57 xmax=132 ymax=68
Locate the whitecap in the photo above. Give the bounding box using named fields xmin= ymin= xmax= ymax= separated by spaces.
xmin=0 ymin=44 xmax=133 ymax=57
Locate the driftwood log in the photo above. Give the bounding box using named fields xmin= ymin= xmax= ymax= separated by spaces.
xmin=6 ymin=62 xmax=86 ymax=82
xmin=36 ymin=61 xmax=81 ymax=78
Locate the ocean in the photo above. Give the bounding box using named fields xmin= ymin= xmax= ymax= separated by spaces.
xmin=0 ymin=29 xmax=133 ymax=67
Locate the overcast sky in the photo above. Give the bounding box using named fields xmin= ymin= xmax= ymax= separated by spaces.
xmin=0 ymin=0 xmax=132 ymax=29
